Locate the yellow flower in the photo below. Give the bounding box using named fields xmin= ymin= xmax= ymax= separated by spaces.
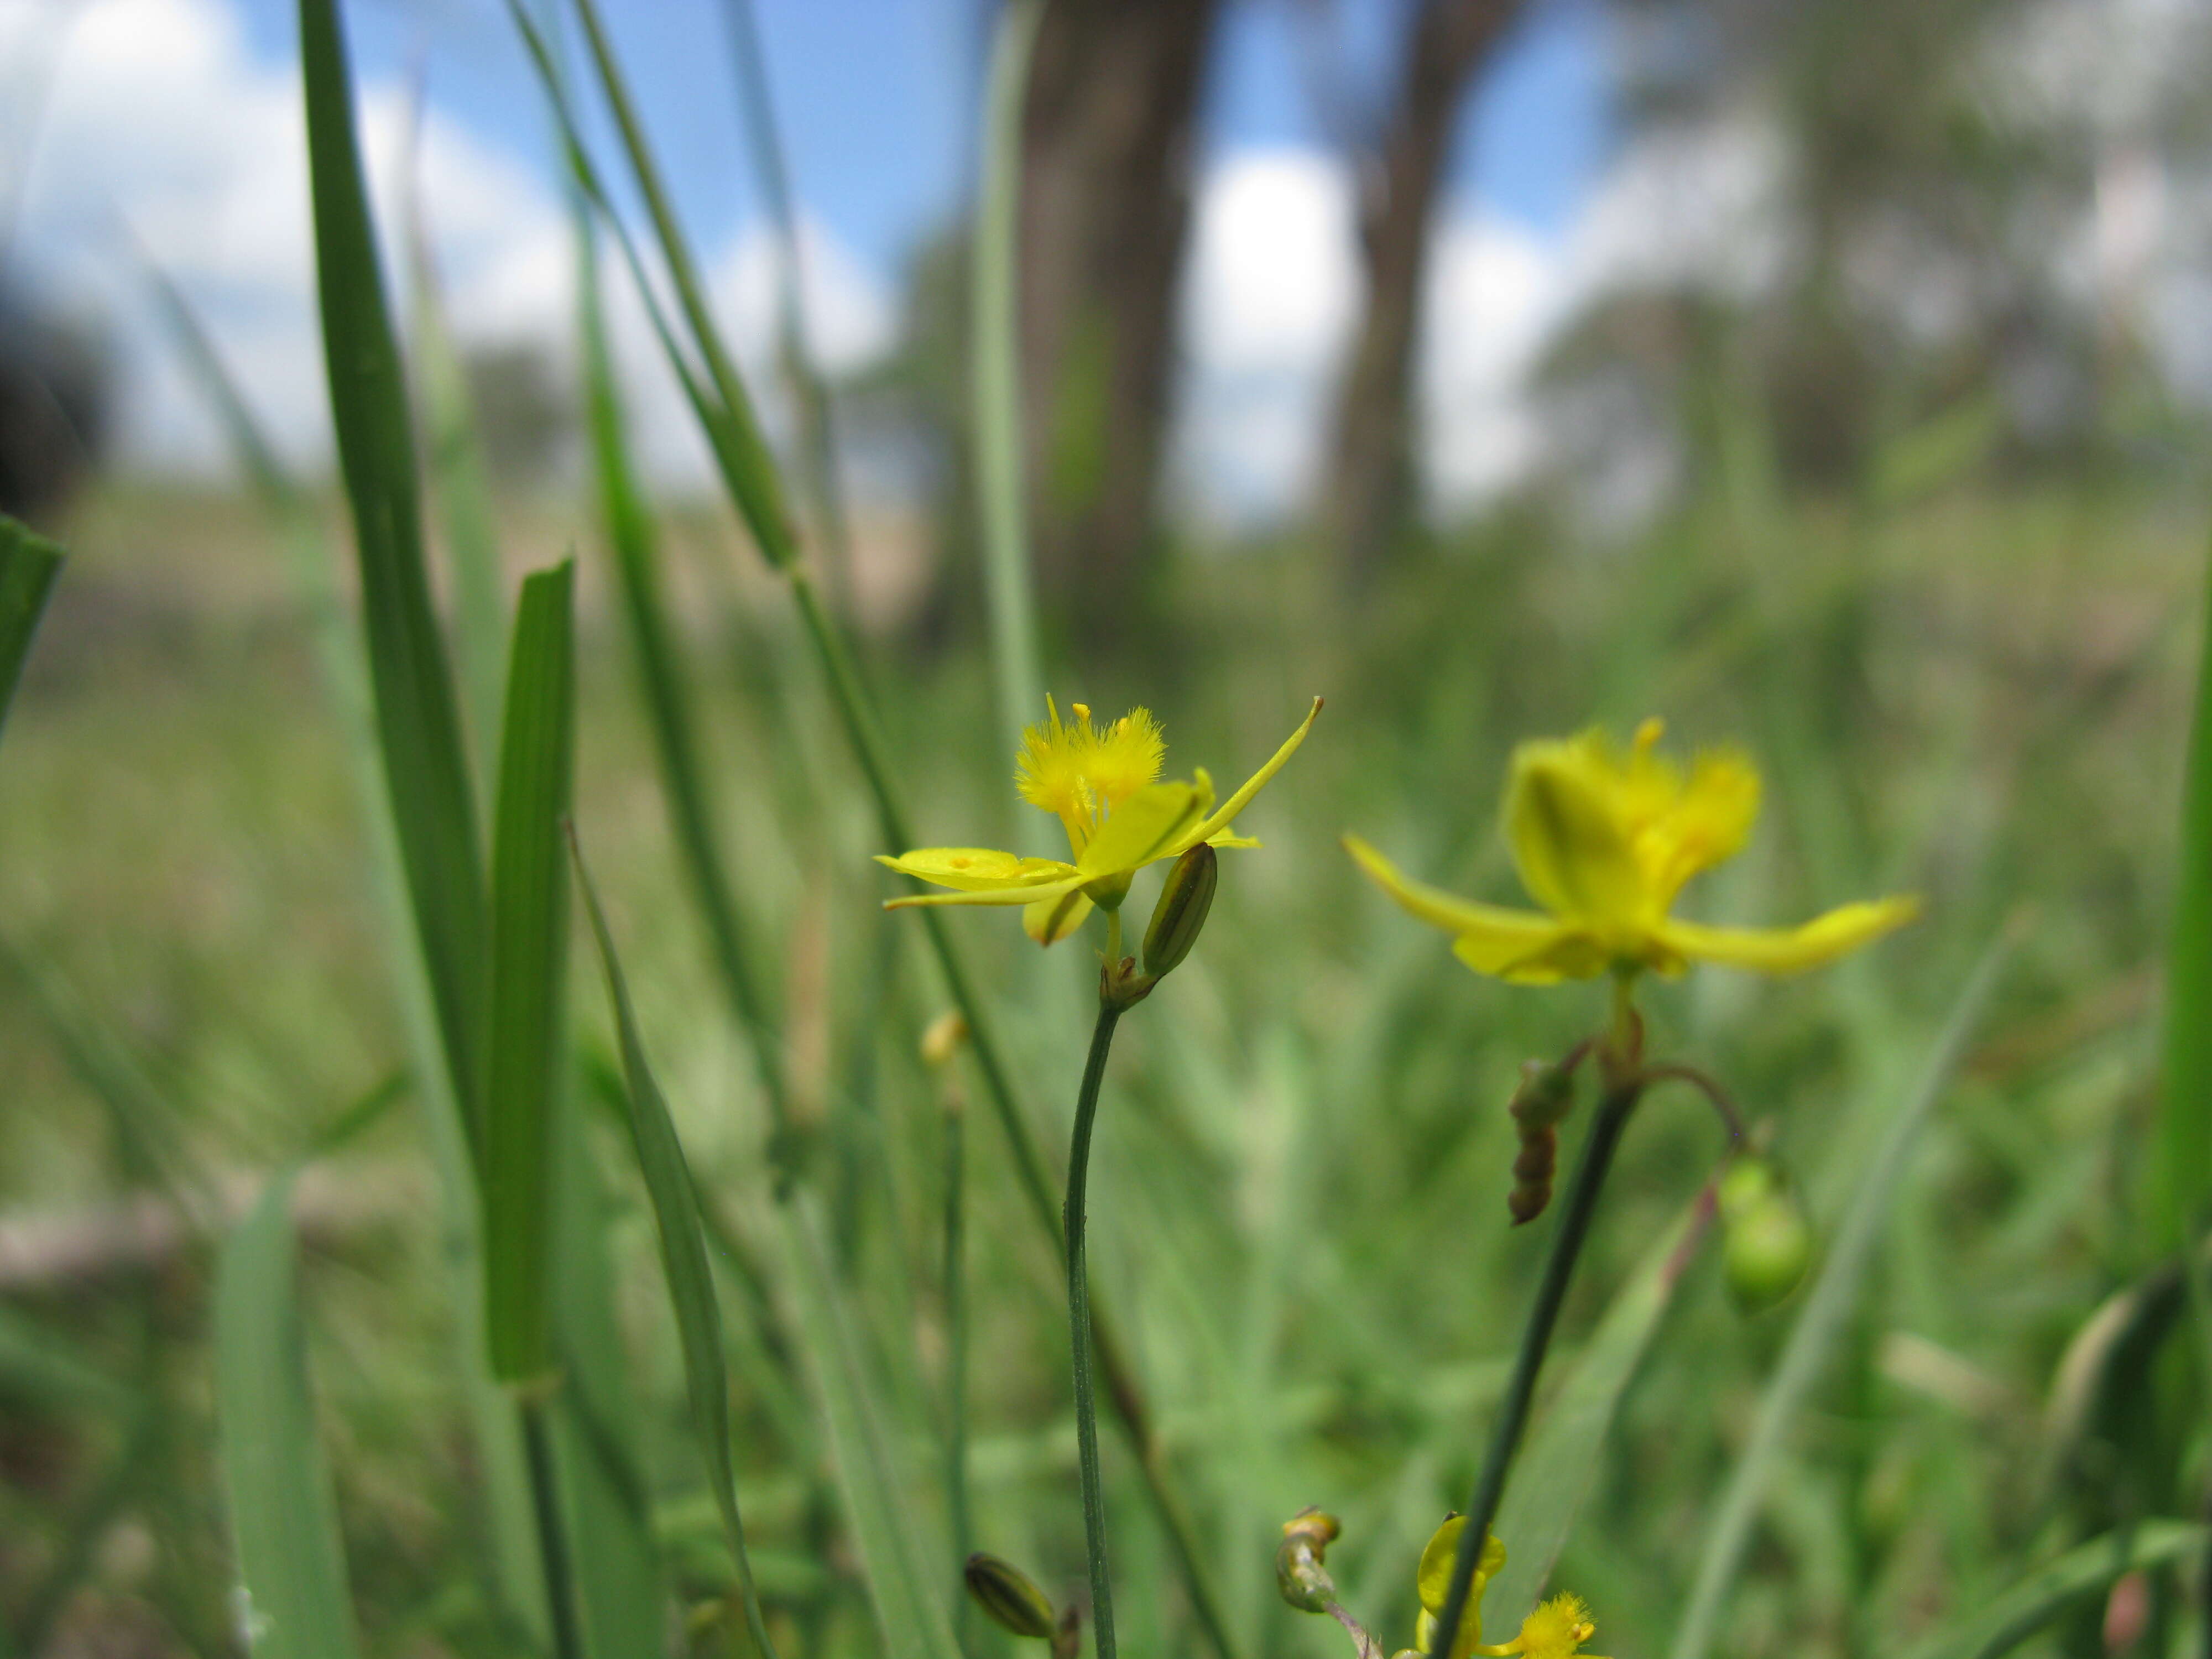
xmin=1345 ymin=719 xmax=1918 ymax=984
xmin=879 ymin=696 xmax=1322 ymax=946
xmin=1474 ymin=1595 xmax=1605 ymax=1659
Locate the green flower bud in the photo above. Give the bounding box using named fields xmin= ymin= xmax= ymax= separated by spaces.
xmin=1716 ymin=1156 xmax=1777 ymax=1222
xmin=1275 ymin=1508 xmax=1340 ymax=1614
xmin=1142 ymin=843 xmax=1218 ymax=979
xmin=964 ymin=1552 xmax=1058 ymax=1640
xmin=1724 ymin=1191 xmax=1814 ymax=1312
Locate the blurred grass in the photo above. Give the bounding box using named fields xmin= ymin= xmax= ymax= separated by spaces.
xmin=0 ymin=467 xmax=2206 ymax=1655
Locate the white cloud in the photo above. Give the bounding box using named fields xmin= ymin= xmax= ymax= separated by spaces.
xmin=4 ymin=0 xmax=894 ymax=485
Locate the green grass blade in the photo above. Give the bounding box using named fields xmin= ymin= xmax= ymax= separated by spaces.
xmin=299 ymin=0 xmax=489 ymax=1144
xmin=549 ymin=1081 xmax=670 ymax=1657
xmin=717 ymin=0 xmax=857 ymax=599
xmin=0 ymin=516 xmax=62 ymax=750
xmin=578 ymin=222 xmax=789 ymax=1132
xmin=406 ymin=196 xmax=510 ymax=775
xmin=0 ymin=1305 xmax=140 ymax=1420
xmin=215 ymin=1173 xmax=364 ymax=1659
xmin=141 ymin=263 xmax=301 ymax=512
xmin=1668 ymin=930 xmax=2015 ymax=1659
xmin=1486 ymin=1194 xmax=1715 ymax=1620
xmin=1897 ymin=1521 xmax=2208 ymax=1659
xmin=559 ymin=0 xmax=799 ymax=569
xmin=782 ymin=1188 xmax=963 ymax=1659
xmin=484 ymin=560 xmax=577 ymax=1384
xmin=2155 ymin=541 xmax=2212 ymax=1253
xmin=155 ymin=215 xmax=549 ymax=1638
xmin=571 ymin=832 xmax=782 ymax=1659
xmin=971 ymin=0 xmax=1046 ymax=763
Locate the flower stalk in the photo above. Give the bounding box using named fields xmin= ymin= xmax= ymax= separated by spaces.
xmin=1424 ymin=1050 xmax=1644 ymax=1659
xmin=1066 ymin=997 xmax=1125 ymax=1659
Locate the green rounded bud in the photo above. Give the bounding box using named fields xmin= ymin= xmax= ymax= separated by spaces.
xmin=964 ymin=1552 xmax=1058 ymax=1640
xmin=1725 ymin=1192 xmax=1814 ymax=1311
xmin=1717 ymin=1157 xmax=1777 ymax=1222
xmin=1275 ymin=1508 xmax=1340 ymax=1613
xmin=1142 ymin=843 xmax=1218 ymax=979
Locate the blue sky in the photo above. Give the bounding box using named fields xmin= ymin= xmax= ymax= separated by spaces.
xmin=213 ymin=0 xmax=1614 ymax=277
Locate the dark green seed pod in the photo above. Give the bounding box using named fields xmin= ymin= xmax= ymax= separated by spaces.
xmin=964 ymin=1552 xmax=1058 ymax=1640
xmin=1142 ymin=842 xmax=1218 ymax=979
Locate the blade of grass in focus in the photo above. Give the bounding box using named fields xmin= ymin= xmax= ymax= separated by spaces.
xmin=1485 ymin=1194 xmax=1714 ymax=1620
xmin=572 ymin=832 xmax=783 ymax=1659
xmin=0 ymin=515 xmax=62 ymax=748
xmin=971 ymin=0 xmax=1046 ymax=765
xmin=1668 ymin=928 xmax=2015 ymax=1659
xmin=150 ymin=247 xmax=551 ymax=1644
xmin=484 ymin=561 xmax=576 ymax=1384
xmin=1896 ymin=1521 xmax=2208 ymax=1659
xmin=215 ymin=1173 xmax=365 ymax=1659
xmin=299 ymin=0 xmax=489 ymax=1146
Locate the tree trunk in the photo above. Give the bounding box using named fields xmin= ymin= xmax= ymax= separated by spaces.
xmin=1019 ymin=0 xmax=1220 ymax=656
xmin=1324 ymin=0 xmax=1524 ymax=589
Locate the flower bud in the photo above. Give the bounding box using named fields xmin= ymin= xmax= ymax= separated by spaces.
xmin=1142 ymin=843 xmax=1218 ymax=980
xmin=964 ymin=1552 xmax=1058 ymax=1640
xmin=1716 ymin=1156 xmax=1776 ymax=1222
xmin=1275 ymin=1508 xmax=1340 ymax=1614
xmin=920 ymin=1010 xmax=968 ymax=1070
xmin=1724 ymin=1188 xmax=1813 ymax=1312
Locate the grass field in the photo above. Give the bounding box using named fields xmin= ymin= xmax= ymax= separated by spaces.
xmin=2 ymin=458 xmax=2207 ymax=1655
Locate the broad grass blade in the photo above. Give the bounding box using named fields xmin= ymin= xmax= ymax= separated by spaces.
xmin=1896 ymin=1520 xmax=2208 ymax=1659
xmin=215 ymin=1173 xmax=364 ymax=1659
xmin=1668 ymin=931 xmax=2013 ymax=1659
xmin=1487 ymin=1194 xmax=1715 ymax=1620
xmin=571 ymin=833 xmax=782 ymax=1659
xmin=485 ymin=561 xmax=577 ymax=1384
xmin=299 ymin=0 xmax=489 ymax=1142
xmin=2154 ymin=541 xmax=2212 ymax=1253
xmin=0 ymin=516 xmax=62 ymax=748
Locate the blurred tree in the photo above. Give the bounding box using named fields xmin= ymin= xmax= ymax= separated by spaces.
xmin=0 ymin=275 xmax=108 ymax=525
xmin=460 ymin=343 xmax=573 ymax=486
xmin=1320 ymin=0 xmax=1527 ymax=589
xmin=1018 ymin=0 xmax=1222 ymax=655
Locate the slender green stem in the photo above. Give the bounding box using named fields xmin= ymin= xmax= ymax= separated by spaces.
xmin=1067 ymin=1002 xmax=1125 ymax=1659
xmin=971 ymin=0 xmax=1046 ymax=764
xmin=1104 ymin=909 xmax=1123 ymax=969
xmin=944 ymin=1089 xmax=974 ymax=1655
xmin=520 ymin=1396 xmax=585 ymax=1659
xmin=1424 ymin=1080 xmax=1641 ymax=1659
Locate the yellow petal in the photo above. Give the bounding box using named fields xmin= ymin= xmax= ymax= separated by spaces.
xmin=1453 ymin=925 xmax=1612 ymax=984
xmin=884 ymin=874 xmax=1089 ymax=911
xmin=1634 ymin=747 xmax=1760 ymax=905
xmin=1024 ymin=888 xmax=1094 ymax=945
xmin=1175 ymin=698 xmax=1322 ymax=852
xmin=1504 ymin=737 xmax=1647 ymax=924
xmin=1414 ymin=1516 xmax=1507 ymax=1658
xmin=1658 ymin=895 xmax=1920 ymax=975
xmin=875 ymin=847 xmax=1078 ymax=892
xmin=1078 ymin=781 xmax=1204 ymax=876
xmin=1346 ymin=836 xmax=1571 ymax=947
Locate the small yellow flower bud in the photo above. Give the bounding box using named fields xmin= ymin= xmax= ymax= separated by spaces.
xmin=920 ymin=1010 xmax=968 ymax=1070
xmin=964 ymin=1552 xmax=1058 ymax=1641
xmin=1143 ymin=843 xmax=1219 ymax=979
